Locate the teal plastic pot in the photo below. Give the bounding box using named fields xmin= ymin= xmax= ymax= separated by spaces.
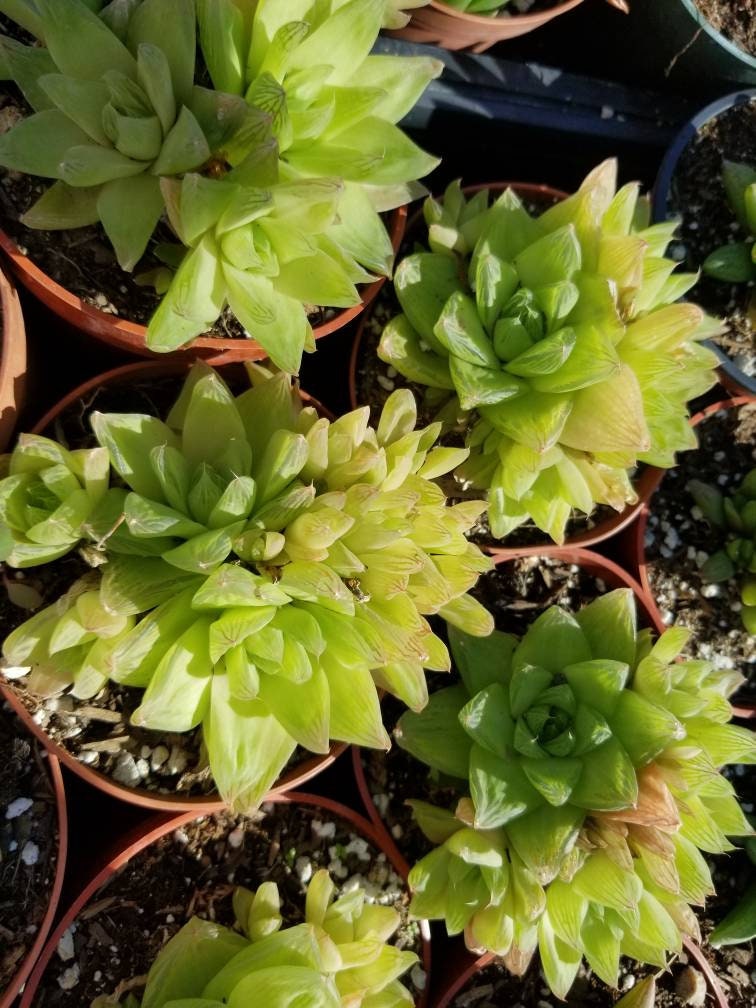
xmin=632 ymin=0 xmax=756 ymax=88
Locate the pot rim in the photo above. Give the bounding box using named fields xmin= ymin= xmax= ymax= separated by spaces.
xmin=652 ymin=89 xmax=756 ymax=397
xmin=676 ymin=0 xmax=756 ymax=71
xmin=18 ymin=790 xmax=432 ymax=1008
xmin=634 ymin=394 xmax=756 ymax=635
xmin=425 ymin=0 xmax=583 ymax=24
xmin=0 ymin=262 xmax=25 ymax=453
xmin=0 ymin=357 xmax=343 ymax=811
xmin=0 ymin=749 xmax=67 ymax=1008
xmin=0 ymin=204 xmax=407 ymax=360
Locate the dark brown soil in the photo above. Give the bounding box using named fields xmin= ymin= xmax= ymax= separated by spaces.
xmin=0 ymin=704 xmax=59 ymax=994
xmin=668 ymin=100 xmax=756 ymax=380
xmin=645 ymin=401 xmax=756 ymax=693
xmin=471 ymin=554 xmax=619 ymax=636
xmin=695 ymin=0 xmax=756 ymax=56
xmin=31 ymin=802 xmax=426 ymax=1007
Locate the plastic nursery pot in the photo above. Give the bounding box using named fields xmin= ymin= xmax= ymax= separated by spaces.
xmin=390 ymin=0 xmax=628 ymax=52
xmin=18 ymin=790 xmax=433 ymax=1008
xmin=0 ymin=749 xmax=67 ymax=1008
xmin=431 ymin=935 xmax=729 ymax=1008
xmin=654 ymin=89 xmax=756 ymax=397
xmin=0 ymin=260 xmax=25 ymax=453
xmin=349 ymin=179 xmax=662 ymax=558
xmin=0 ymin=204 xmax=407 ymax=362
xmin=630 ymin=0 xmax=756 ymax=90
xmin=353 ymin=546 xmax=659 ymax=859
xmin=0 ymin=357 xmax=346 ymax=813
xmin=632 ymin=394 xmax=756 ymax=647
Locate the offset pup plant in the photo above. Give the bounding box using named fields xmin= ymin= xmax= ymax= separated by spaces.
xmin=688 ymin=467 xmax=756 ymax=635
xmin=0 ymin=0 xmax=441 ymax=370
xmin=702 ymin=160 xmax=756 ymax=288
xmin=378 ymin=160 xmax=719 ymax=543
xmin=0 ymin=363 xmax=493 ymax=811
xmin=396 ymin=588 xmax=755 ymax=998
xmin=104 ymin=869 xmax=417 ymax=1008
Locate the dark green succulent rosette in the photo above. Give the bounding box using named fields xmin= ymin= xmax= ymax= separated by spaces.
xmin=396 ymin=589 xmax=756 ymax=997
xmin=689 ymin=467 xmax=756 ymax=636
xmin=378 ymin=161 xmax=719 ymax=544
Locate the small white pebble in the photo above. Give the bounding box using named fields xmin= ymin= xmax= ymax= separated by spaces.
xmin=1 ymin=665 xmax=30 ymax=680
xmin=295 ymin=856 xmax=313 ymax=884
xmin=21 ymin=841 xmax=39 ymax=866
xmin=311 ymin=819 xmax=336 ymax=839
xmin=411 ymin=965 xmax=426 ymax=990
xmin=58 ymin=965 xmax=80 ymax=991
xmin=6 ymin=797 xmax=33 ymax=820
xmin=57 ymin=929 xmax=75 ymax=962
xmin=227 ymin=827 xmax=244 ymax=849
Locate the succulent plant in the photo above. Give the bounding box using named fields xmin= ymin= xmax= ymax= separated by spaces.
xmin=702 ymin=160 xmax=756 ymax=286
xmin=163 ymin=0 xmax=440 ymax=367
xmin=0 ymin=434 xmax=111 ymax=567
xmin=0 ymin=0 xmax=251 ymax=274
xmin=395 ymin=588 xmax=755 ymax=997
xmin=0 ymin=2 xmax=440 ymax=370
xmin=104 ymin=869 xmax=417 ymax=1008
xmin=688 ymin=468 xmax=756 ymax=635
xmin=378 ymin=161 xmax=719 ymax=544
xmin=1 ymin=363 xmax=493 ymax=810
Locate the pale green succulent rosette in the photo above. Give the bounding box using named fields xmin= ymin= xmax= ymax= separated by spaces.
xmin=2 ymin=363 xmax=493 ymax=811
xmin=0 ymin=433 xmax=111 ymax=567
xmin=0 ymin=0 xmax=252 ymax=274
xmin=105 ymin=870 xmax=417 ymax=1008
xmin=378 ymin=160 xmax=720 ymax=544
xmin=166 ymin=0 xmax=441 ymax=367
xmin=396 ymin=588 xmax=756 ymax=997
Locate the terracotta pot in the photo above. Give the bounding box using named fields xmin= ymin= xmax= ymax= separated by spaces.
xmin=0 ymin=261 xmax=25 ymax=452
xmin=631 ymin=395 xmax=756 ymax=644
xmin=0 ymin=748 xmax=67 ymax=1008
xmin=349 ymin=179 xmax=664 ymax=557
xmin=354 ymin=546 xmax=659 ymax=859
xmin=18 ymin=790 xmax=432 ymax=1008
xmin=390 ymin=0 xmax=628 ymax=52
xmin=0 ymin=358 xmax=346 ymax=811
xmin=432 ymin=936 xmax=728 ymax=1008
xmin=653 ymin=91 xmax=756 ymax=398
xmin=0 ymin=205 xmax=406 ymax=361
